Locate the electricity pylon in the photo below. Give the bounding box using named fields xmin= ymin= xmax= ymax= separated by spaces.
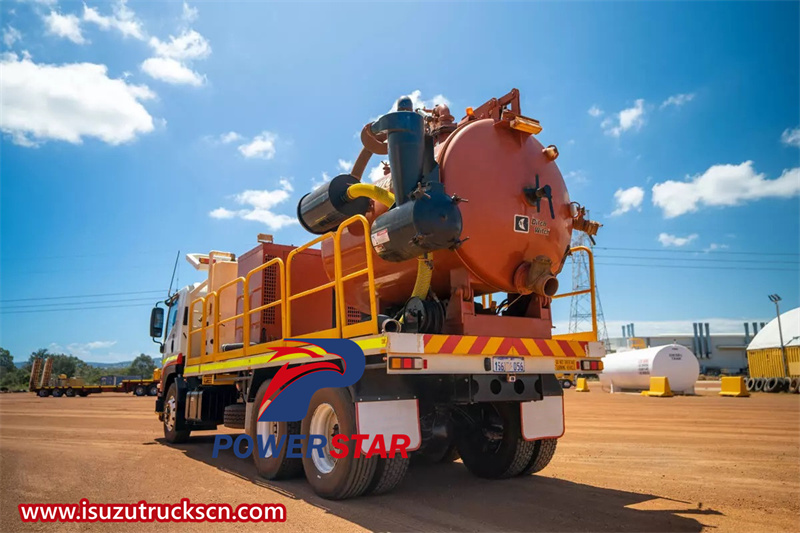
xmin=568 ymin=230 xmax=610 ymax=349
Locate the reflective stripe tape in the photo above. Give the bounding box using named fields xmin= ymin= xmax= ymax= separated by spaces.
xmin=422 ymin=335 xmax=589 ymax=357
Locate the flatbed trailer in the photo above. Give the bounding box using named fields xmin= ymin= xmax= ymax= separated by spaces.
xmin=28 ymin=360 xmax=159 ymax=397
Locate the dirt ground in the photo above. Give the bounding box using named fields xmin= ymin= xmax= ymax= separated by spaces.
xmin=1 ymin=387 xmax=798 ymax=533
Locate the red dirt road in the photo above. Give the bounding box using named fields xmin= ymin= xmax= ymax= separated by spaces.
xmin=1 ymin=390 xmax=798 ymax=532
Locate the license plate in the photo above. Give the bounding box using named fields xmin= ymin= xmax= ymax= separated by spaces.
xmin=492 ymin=356 xmax=525 ymax=373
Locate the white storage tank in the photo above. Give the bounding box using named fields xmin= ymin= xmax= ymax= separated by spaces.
xmin=599 ymin=344 xmax=700 ymax=394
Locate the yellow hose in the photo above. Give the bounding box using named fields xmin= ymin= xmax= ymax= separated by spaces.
xmin=348 ymin=183 xmax=432 ymax=315
xmin=410 ymin=254 xmax=433 ymax=299
xmin=346 ymin=183 xmax=395 ymax=208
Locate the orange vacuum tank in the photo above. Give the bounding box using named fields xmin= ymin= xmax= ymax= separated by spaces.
xmin=323 ymin=92 xmax=583 ymax=314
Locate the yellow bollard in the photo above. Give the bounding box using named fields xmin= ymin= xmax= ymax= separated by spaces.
xmin=641 ymin=376 xmax=674 ymax=397
xmin=719 ymin=376 xmax=750 ymax=397
xmin=575 ymin=377 xmax=590 ymax=392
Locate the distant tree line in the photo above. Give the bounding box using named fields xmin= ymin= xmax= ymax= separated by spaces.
xmin=0 ymin=347 xmax=157 ymax=391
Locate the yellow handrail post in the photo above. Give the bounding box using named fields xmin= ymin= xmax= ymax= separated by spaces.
xmin=552 ymin=246 xmax=598 ymax=342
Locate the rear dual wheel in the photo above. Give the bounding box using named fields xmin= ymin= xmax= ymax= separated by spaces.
xmin=51 ymin=389 xmax=63 ymax=398
xmin=456 ymin=402 xmax=536 ymax=479
xmin=249 ymin=379 xmax=303 ymax=480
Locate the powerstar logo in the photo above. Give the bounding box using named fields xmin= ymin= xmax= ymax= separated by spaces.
xmin=258 ymin=338 xmax=365 ymax=422
xmin=211 ymin=338 xmax=412 ymax=460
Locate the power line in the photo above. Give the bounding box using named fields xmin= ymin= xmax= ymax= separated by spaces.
xmin=2 ymin=297 xmax=159 ymax=311
xmin=596 ymin=254 xmax=800 ymax=265
xmin=595 ymin=246 xmax=799 ymax=257
xmin=594 ymin=261 xmax=796 ymax=272
xmin=0 ymin=289 xmax=164 ymax=304
xmin=0 ymin=303 xmax=154 ymax=315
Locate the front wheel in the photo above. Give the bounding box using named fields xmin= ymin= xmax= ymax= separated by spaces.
xmin=163 ymin=383 xmax=190 ymax=443
xmin=301 ymin=388 xmax=376 ymax=500
xmin=456 ymin=402 xmax=535 ymax=479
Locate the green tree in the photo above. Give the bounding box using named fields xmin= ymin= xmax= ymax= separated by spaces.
xmin=0 ymin=347 xmax=15 ymax=373
xmin=128 ymin=354 xmax=156 ymax=378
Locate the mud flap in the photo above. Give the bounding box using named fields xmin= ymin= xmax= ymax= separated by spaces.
xmin=520 ymin=396 xmax=564 ymax=441
xmin=355 ymin=399 xmax=422 ymax=454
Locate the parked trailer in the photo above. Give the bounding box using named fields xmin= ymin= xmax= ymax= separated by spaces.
xmin=28 ymin=358 xmax=159 ymax=397
xmin=745 ymin=307 xmax=800 ymax=393
xmin=150 ymin=90 xmax=606 ymax=500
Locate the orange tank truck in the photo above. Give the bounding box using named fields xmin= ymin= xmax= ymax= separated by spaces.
xmin=321 ymin=89 xmax=599 ymax=338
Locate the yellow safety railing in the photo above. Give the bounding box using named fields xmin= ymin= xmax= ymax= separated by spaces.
xmin=214 ymin=276 xmax=245 ymax=361
xmin=552 ymin=246 xmax=597 ymax=342
xmin=188 ymin=214 xmax=378 ymax=362
xmin=335 ymin=215 xmax=378 ymax=338
xmin=242 ymin=257 xmax=286 ymax=350
xmin=286 ymin=233 xmax=340 ymax=339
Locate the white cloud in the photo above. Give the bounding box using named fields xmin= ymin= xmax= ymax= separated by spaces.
xmin=210 ymin=180 xmax=297 ymax=230
xmin=149 ymin=29 xmax=210 ymax=60
xmin=660 ymin=93 xmax=695 ymax=109
xmin=3 ymin=25 xmax=22 ymax=47
xmin=611 ymin=186 xmax=645 ymax=216
xmin=781 ymin=126 xmax=800 ymax=148
xmin=142 ymin=26 xmax=210 ymax=85
xmin=651 ymin=161 xmax=800 ymax=218
xmin=182 ymin=2 xmax=198 ymax=23
xmin=337 ymin=159 xmax=352 ymax=172
xmin=82 ymin=0 xmax=144 ymax=40
xmin=704 ymin=243 xmax=729 ymax=252
xmin=209 ymin=207 xmax=236 ymax=219
xmin=238 ymin=132 xmax=277 ymax=159
xmin=0 ymin=53 xmax=156 ymax=146
xmin=602 ymin=99 xmax=646 ymax=137
xmin=564 ymin=170 xmax=589 ymax=187
xmin=588 ymin=105 xmax=603 ymax=117
xmin=56 ymin=340 xmax=118 ymax=357
xmin=219 ymin=131 xmax=242 ymax=144
xmin=657 ymin=233 xmax=698 ymax=247
xmin=44 ymin=11 xmax=86 ymax=44
xmin=367 ymin=163 xmax=386 ymax=183
xmin=141 ymin=56 xmax=204 ymax=86
xmin=311 ymin=171 xmax=331 ymax=190
xmin=401 ymin=90 xmax=450 ymax=111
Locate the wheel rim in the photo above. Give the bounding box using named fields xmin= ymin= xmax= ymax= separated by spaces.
xmin=256 ymin=420 xmax=281 ymax=459
xmin=165 ymin=395 xmax=177 ymax=431
xmin=309 ymin=402 xmax=339 ymax=474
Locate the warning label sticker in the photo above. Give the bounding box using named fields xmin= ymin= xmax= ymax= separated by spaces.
xmin=514 ymin=215 xmax=529 ymax=233
xmin=554 ymin=359 xmax=576 ymax=372
xmin=371 ymin=228 xmax=390 ymax=246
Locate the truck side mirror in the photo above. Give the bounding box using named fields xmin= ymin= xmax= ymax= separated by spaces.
xmin=150 ymin=307 xmax=165 ymax=339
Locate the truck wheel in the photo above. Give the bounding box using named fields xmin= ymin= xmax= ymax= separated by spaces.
xmin=134 ymin=385 xmax=146 ymax=397
xmin=65 ymin=388 xmax=75 ymax=397
xmin=250 ymin=380 xmax=303 ymax=480
xmin=790 ymin=378 xmax=799 ymax=394
xmin=301 ymin=387 xmax=376 ymax=500
xmin=365 ymin=456 xmax=409 ymax=496
xmin=455 ymin=402 xmax=535 ymax=479
xmin=745 ymin=378 xmax=755 ymax=391
xmin=163 ymin=383 xmax=191 ymax=444
xmin=37 ymin=389 xmax=49 ymax=397
xmin=223 ymin=403 xmax=246 ymax=429
xmin=148 ymin=385 xmax=159 ymax=396
xmin=519 ymin=438 xmax=558 ymax=476
xmin=52 ymin=388 xmax=63 ymax=398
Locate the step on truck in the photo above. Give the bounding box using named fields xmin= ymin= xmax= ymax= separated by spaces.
xmin=150 ymin=90 xmax=605 ymax=499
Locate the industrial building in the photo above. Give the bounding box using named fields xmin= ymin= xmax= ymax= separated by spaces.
xmin=608 ymin=321 xmax=773 ymax=374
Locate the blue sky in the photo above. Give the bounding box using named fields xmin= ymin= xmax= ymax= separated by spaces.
xmin=1 ymin=1 xmax=798 ymax=362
